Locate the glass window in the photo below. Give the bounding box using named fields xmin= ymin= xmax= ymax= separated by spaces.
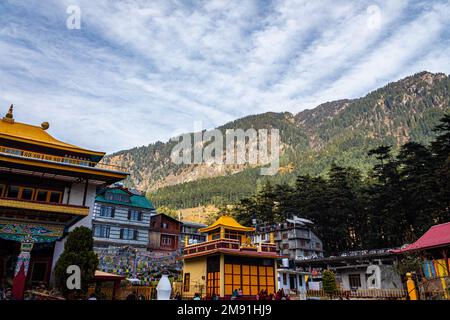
xmin=121 ymin=228 xmax=136 ymax=240
xmin=129 ymin=209 xmax=141 ymax=221
xmin=349 ymin=274 xmax=362 ymax=288
xmin=105 ymin=192 xmax=114 ymax=201
xmin=49 ymin=191 xmax=61 ymax=203
xmin=36 ymin=190 xmax=48 ymax=202
xmin=99 ymin=205 xmax=114 ymax=217
xmin=7 ymin=186 xmax=20 ymax=198
xmin=21 ymin=188 xmax=34 ymax=200
xmin=161 ymin=236 xmax=172 ymax=245
xmin=94 ymin=225 xmax=110 ymax=238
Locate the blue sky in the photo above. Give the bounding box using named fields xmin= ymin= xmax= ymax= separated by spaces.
xmin=0 ymin=0 xmax=449 ymax=153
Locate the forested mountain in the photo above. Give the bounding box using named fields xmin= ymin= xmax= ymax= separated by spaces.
xmin=103 ymin=71 xmax=450 ymax=209
xmin=231 ymin=115 xmax=450 ymax=254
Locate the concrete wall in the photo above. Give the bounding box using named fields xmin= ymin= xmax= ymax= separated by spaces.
xmin=277 ymin=270 xmax=306 ymax=293
xmin=183 ymin=257 xmax=207 ymax=297
xmin=51 ymin=182 xmax=98 ymax=282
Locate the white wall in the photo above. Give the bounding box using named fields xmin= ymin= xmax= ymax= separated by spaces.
xmin=51 ymin=182 xmax=98 ymax=282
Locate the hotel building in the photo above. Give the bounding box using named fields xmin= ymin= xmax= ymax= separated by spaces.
xmin=181 ymin=215 xmax=282 ymax=298
xmin=92 ymin=185 xmax=156 ymax=252
xmin=0 ymin=105 xmax=127 ymax=299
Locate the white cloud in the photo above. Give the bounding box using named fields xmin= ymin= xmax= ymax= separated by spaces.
xmin=0 ymin=0 xmax=449 ymax=153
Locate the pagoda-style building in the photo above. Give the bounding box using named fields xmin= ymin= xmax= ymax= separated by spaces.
xmin=0 ymin=105 xmax=127 ymax=299
xmin=181 ymin=215 xmax=281 ymax=298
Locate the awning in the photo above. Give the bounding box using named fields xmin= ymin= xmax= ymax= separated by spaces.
xmin=391 ymin=222 xmax=450 ymax=254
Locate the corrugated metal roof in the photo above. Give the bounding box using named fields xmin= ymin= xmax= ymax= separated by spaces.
xmin=391 ymin=222 xmax=450 ymax=253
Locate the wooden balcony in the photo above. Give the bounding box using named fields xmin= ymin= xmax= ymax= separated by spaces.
xmin=0 ymin=145 xmax=126 ymax=173
xmin=182 ymin=238 xmax=278 ymax=259
xmin=0 ymin=197 xmax=89 ymax=216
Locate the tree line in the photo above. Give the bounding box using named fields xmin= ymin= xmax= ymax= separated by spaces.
xmin=232 ymin=115 xmax=450 ymax=255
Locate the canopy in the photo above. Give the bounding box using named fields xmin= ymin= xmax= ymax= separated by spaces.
xmin=391 ymin=222 xmax=450 ymax=253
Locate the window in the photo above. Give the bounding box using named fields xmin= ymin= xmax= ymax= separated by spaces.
xmin=211 ymin=232 xmax=220 ymax=240
xmin=162 ymin=222 xmax=168 ymax=229
xmin=348 ymin=274 xmax=362 ymax=289
xmin=161 ymin=236 xmax=172 ymax=246
xmin=105 ymin=192 xmax=114 ymax=201
xmin=120 ymin=228 xmax=137 ymax=240
xmin=183 ymin=273 xmax=190 ymax=292
xmin=20 ymin=188 xmax=34 ymax=200
xmin=7 ymin=186 xmax=19 ymax=198
xmin=49 ymin=191 xmax=61 ymax=203
xmin=36 ymin=190 xmax=48 ymax=202
xmin=99 ymin=205 xmax=114 ymax=218
xmin=224 ymin=263 xmax=275 ymax=296
xmin=282 ymin=273 xmax=287 ymax=285
xmin=207 ymin=271 xmax=220 ymax=296
xmin=224 ymin=230 xmax=243 ymax=241
xmin=128 ymin=209 xmax=141 ymax=221
xmin=105 ymin=191 xmax=130 ymax=203
xmin=94 ymin=225 xmax=110 ymax=238
xmin=1 ymin=185 xmax=62 ymax=203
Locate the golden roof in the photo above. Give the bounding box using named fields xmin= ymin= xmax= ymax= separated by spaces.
xmin=0 ymin=105 xmax=104 ymax=157
xmin=199 ymin=215 xmax=255 ymax=233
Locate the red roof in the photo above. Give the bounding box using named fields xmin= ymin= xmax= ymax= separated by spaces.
xmin=391 ymin=222 xmax=450 ymax=253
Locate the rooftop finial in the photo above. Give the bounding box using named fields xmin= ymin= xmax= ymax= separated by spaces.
xmin=3 ymin=104 xmax=14 ymax=123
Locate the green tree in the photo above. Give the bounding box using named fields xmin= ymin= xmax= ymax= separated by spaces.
xmin=54 ymin=226 xmax=98 ymax=297
xmin=157 ymin=206 xmax=180 ymax=220
xmin=322 ymin=270 xmax=337 ymax=298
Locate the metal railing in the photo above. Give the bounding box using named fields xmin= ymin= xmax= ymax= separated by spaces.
xmin=0 ymin=145 xmax=127 ymax=172
xmin=88 ymin=285 xmax=157 ymax=300
xmin=306 ymin=289 xmax=407 ymax=299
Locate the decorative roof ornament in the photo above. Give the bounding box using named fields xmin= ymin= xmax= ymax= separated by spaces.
xmin=3 ymin=104 xmax=14 ymax=123
xmin=41 ymin=122 xmax=49 ymax=130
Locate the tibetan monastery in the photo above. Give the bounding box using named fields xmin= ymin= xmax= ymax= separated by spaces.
xmin=181 ymin=215 xmax=282 ymax=299
xmin=0 ymin=105 xmax=128 ymax=299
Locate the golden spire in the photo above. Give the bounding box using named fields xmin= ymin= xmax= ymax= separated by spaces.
xmin=3 ymin=104 xmax=14 ymax=123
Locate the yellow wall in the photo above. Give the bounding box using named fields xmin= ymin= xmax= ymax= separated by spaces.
xmin=183 ymin=257 xmax=207 ymax=298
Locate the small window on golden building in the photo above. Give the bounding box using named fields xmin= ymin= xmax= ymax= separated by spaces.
xmin=183 ymin=273 xmax=190 ymax=292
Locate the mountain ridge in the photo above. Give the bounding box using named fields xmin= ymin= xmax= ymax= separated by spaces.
xmin=103 ymin=71 xmax=450 ymax=208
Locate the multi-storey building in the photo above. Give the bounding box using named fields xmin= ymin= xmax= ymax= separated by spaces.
xmin=255 ymin=216 xmax=323 ymax=260
xmin=92 ymin=186 xmax=156 ymax=252
xmin=148 ymin=213 xmax=182 ymax=253
xmin=180 ymin=221 xmax=206 ymax=247
xmin=0 ymin=106 xmax=127 ymax=299
xmin=253 ymin=216 xmax=323 ymax=294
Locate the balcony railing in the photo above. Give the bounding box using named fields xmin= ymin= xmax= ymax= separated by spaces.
xmin=0 ymin=145 xmax=126 ymax=172
xmin=0 ymin=197 xmax=89 ymax=216
xmin=183 ymin=238 xmax=278 ymax=257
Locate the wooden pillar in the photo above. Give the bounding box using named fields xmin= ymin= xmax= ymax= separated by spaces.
xmin=82 ymin=178 xmax=89 ymax=206
xmin=219 ymin=254 xmax=225 ymax=298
